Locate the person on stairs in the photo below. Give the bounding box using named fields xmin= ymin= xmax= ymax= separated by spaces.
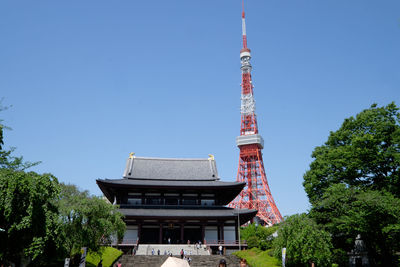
xmin=218 ymin=259 xmax=227 ymax=267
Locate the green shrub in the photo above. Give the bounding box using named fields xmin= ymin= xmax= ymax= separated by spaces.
xmin=240 ymin=223 xmax=278 ymax=251
xmin=272 ymin=214 xmax=332 ymax=267
xmin=233 ymin=248 xmax=280 ymax=267
xmin=247 ymin=236 xmax=259 ymax=249
xmin=86 ymin=247 xmax=123 ymax=267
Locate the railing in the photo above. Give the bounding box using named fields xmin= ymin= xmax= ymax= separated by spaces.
xmin=118 ymin=204 xmax=227 ymax=210
xmin=111 ymin=239 xmax=138 ymax=246
xmin=204 ymin=240 xmax=247 ymax=246
xmin=111 ymin=239 xmax=246 ymax=246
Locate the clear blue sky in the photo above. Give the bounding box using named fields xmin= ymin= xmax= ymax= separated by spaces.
xmin=1 ymin=0 xmax=399 ymax=216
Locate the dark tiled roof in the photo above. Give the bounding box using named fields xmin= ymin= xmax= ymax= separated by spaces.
xmin=97 ymin=178 xmax=243 ymax=188
xmin=123 ymin=157 xmax=219 ymax=181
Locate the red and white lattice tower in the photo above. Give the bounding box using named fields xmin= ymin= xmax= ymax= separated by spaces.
xmin=229 ymin=1 xmax=282 ymax=225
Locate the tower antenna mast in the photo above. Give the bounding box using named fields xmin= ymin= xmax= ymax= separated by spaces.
xmin=229 ymin=0 xmax=282 ymax=225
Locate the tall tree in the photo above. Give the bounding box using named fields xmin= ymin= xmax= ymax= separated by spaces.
xmin=303 ymin=102 xmax=400 ymax=204
xmin=240 ymin=223 xmax=278 ymax=250
xmin=57 ymin=183 xmax=125 ymax=259
xmin=272 ymin=214 xmax=333 ymax=267
xmin=303 ymin=102 xmax=400 ymax=266
xmin=310 ymin=184 xmax=400 ymax=265
xmin=0 ymin=169 xmax=61 ymax=266
xmin=0 ymin=107 xmax=125 ymax=266
xmin=0 ymin=105 xmax=60 ymax=266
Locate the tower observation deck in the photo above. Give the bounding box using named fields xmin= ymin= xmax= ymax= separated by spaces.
xmin=229 ymin=1 xmax=282 ymax=225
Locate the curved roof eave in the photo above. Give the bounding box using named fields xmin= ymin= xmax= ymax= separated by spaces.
xmin=97 ymin=178 xmax=245 ymax=206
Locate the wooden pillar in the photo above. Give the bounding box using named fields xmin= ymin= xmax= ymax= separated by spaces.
xmin=201 ymin=223 xmax=205 ymax=243
xmin=159 ymin=223 xmax=163 ymax=244
xmin=217 ymin=224 xmax=221 ymax=242
xmin=138 ymin=223 xmax=142 ymax=243
xmin=235 ymin=218 xmax=239 ymax=242
xmin=180 ymin=223 xmax=184 ymax=244
xmin=220 ymin=223 xmax=224 ymax=243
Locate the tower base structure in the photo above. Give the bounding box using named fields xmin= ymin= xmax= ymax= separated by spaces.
xmin=230 ymin=138 xmax=282 ymax=226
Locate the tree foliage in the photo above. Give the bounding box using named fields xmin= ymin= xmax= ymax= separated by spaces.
xmin=303 ymin=102 xmax=400 ymax=266
xmin=240 ymin=223 xmax=278 ymax=250
xmin=0 ymin=106 xmax=60 ymax=265
xmin=0 ymin=169 xmax=61 ymax=266
xmin=304 ymin=103 xmax=400 ymax=204
xmin=57 ymin=183 xmax=126 ymax=258
xmin=310 ymin=184 xmax=400 ymax=265
xmin=0 ymin=108 xmax=126 ymax=266
xmin=272 ymin=214 xmax=333 ymax=267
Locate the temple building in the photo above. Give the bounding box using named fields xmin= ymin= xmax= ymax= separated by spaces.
xmin=96 ymin=154 xmax=257 ymax=246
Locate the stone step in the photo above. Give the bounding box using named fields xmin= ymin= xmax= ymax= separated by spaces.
xmin=134 ymin=244 xmax=210 ymax=256
xmin=119 ymin=255 xmax=241 ymax=267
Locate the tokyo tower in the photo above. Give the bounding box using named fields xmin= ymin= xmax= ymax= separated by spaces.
xmin=229 ymin=1 xmax=282 ymax=225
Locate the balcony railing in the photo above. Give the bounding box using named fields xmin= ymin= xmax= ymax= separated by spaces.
xmin=204 ymin=240 xmax=246 ymax=246
xmin=118 ymin=204 xmax=227 ymax=210
xmin=111 ymin=239 xmax=246 ymax=246
xmin=112 ymin=239 xmax=138 ymax=246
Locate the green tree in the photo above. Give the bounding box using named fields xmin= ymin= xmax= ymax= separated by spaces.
xmin=0 ymin=169 xmax=61 ymax=266
xmin=241 ymin=223 xmax=278 ymax=250
xmin=303 ymin=103 xmax=400 ymax=266
xmin=310 ymin=184 xmax=400 ymax=266
xmin=303 ymin=102 xmax=400 ymax=204
xmin=0 ymin=108 xmax=125 ymax=266
xmin=0 ymin=106 xmax=61 ymax=266
xmin=272 ymin=214 xmax=332 ymax=267
xmin=57 ymin=183 xmax=125 ymax=259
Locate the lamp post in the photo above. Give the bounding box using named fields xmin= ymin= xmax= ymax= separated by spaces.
xmin=237 ymin=212 xmax=241 ymax=251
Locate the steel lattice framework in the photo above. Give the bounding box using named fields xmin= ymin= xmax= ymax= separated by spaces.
xmin=229 ymin=2 xmax=282 ymax=225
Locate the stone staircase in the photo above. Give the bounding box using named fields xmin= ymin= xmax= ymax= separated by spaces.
xmin=119 ymin=255 xmax=168 ymax=267
xmin=135 ymin=244 xmax=210 ymax=256
xmin=119 ymin=255 xmax=241 ymax=267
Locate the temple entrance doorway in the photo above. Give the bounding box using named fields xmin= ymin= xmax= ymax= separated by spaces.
xmin=139 ymin=224 xmax=203 ymax=244
xmin=184 ymin=226 xmax=202 ymax=244
xmin=163 ymin=225 xmax=180 ymax=244
xmin=140 ymin=226 xmax=158 ymax=244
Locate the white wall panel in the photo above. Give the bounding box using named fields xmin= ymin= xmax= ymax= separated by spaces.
xmin=204 ymin=226 xmax=218 ymax=242
xmin=123 ymin=229 xmax=137 ymax=243
xmin=224 ymin=226 xmax=236 ymax=241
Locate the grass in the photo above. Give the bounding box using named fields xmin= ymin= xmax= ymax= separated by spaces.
xmin=86 ymin=247 xmax=123 ymax=267
xmin=233 ymin=248 xmax=280 ymax=267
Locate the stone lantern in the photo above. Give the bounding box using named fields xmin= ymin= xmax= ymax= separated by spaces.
xmin=349 ymin=234 xmax=370 ymax=267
